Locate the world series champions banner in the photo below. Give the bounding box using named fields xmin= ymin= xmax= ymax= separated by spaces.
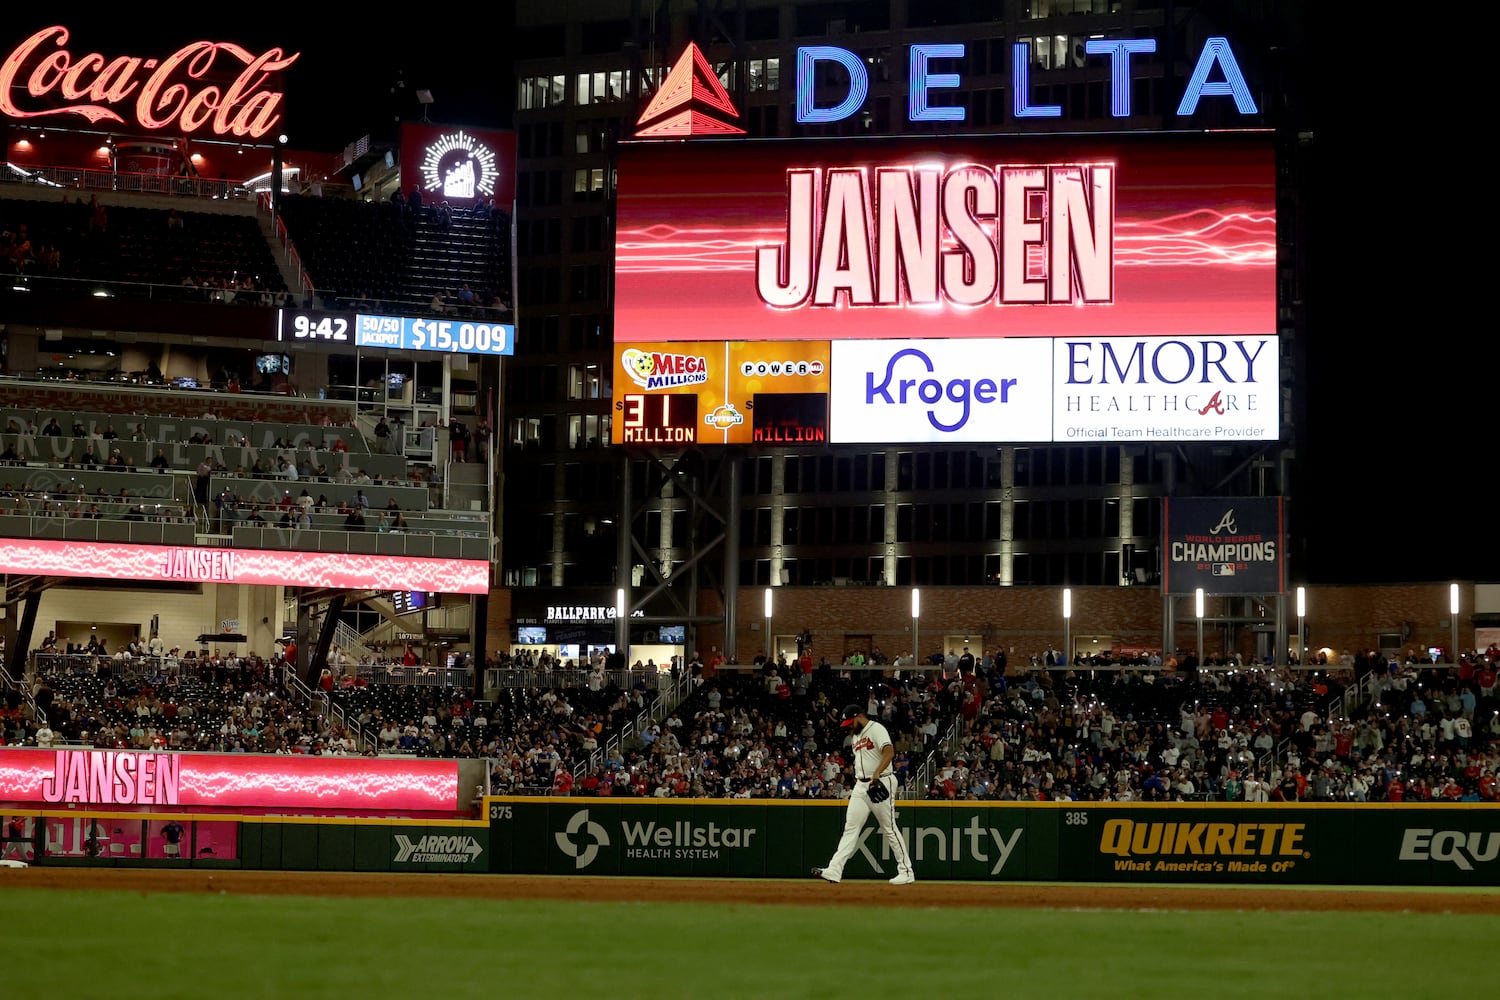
xmin=1162 ymin=496 xmax=1284 ymax=595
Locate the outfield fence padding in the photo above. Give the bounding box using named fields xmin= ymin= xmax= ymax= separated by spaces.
xmin=487 ymin=798 xmax=1500 ymax=886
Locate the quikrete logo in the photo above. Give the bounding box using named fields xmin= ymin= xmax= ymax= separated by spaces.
xmin=1099 ymin=819 xmax=1308 ymax=874
xmin=393 ymin=834 xmax=483 ymax=864
xmin=1399 ymin=829 xmax=1500 ymax=870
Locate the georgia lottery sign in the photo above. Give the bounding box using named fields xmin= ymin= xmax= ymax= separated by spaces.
xmin=611 ymin=341 xmax=832 ymax=445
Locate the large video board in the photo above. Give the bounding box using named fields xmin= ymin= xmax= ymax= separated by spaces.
xmin=0 ymin=539 xmax=489 ymax=593
xmin=615 ymin=132 xmax=1274 ymax=343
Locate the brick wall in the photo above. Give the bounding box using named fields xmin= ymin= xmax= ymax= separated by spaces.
xmin=488 ymin=583 xmax=1478 ymax=666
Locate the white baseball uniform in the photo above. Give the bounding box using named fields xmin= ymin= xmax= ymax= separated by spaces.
xmin=819 ymin=718 xmax=914 ymax=882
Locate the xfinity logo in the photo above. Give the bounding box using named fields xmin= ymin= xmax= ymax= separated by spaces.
xmin=857 ymin=815 xmax=1022 ymax=875
xmin=556 ymin=810 xmax=610 ymax=869
xmin=393 ymin=834 xmax=483 ymax=864
xmin=1399 ymin=829 xmax=1500 ymax=871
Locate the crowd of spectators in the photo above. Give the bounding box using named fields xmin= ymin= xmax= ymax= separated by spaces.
xmin=0 ymin=485 xmax=191 ymax=524
xmin=5 ymin=632 xmax=1498 ymax=807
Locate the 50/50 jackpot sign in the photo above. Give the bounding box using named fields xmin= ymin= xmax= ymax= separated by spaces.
xmin=277 ymin=309 xmax=513 ymax=356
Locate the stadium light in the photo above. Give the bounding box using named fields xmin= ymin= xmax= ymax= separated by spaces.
xmin=1196 ymin=587 xmax=1205 ymax=668
xmin=764 ymin=587 xmax=773 ymax=659
xmin=1296 ymin=585 xmax=1306 ymax=667
xmin=1451 ymin=583 xmax=1460 ymax=666
xmin=911 ymin=588 xmax=921 ymax=674
xmin=1062 ymin=587 xmax=1072 ymax=672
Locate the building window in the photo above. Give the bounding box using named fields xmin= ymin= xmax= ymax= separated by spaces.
xmin=748 ymin=57 xmax=780 ymax=91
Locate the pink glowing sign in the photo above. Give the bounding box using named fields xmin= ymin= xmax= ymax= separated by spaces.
xmin=0 ymin=538 xmax=489 ymax=594
xmin=0 ymin=749 xmax=461 ymax=812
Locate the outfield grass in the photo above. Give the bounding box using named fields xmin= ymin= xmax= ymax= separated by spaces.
xmin=7 ymin=887 xmax=1495 ymax=999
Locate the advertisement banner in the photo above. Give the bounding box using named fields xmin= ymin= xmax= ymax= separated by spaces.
xmin=830 ymin=338 xmax=1052 ymax=443
xmin=611 ymin=341 xmax=832 ymax=446
xmin=489 ymin=800 xmax=1500 ymax=887
xmin=0 ymin=749 xmax=462 ymax=812
xmin=0 ymin=538 xmax=489 ymax=594
xmin=1054 ymin=336 xmax=1278 ymax=443
xmin=615 ymin=133 xmax=1274 ymax=344
xmin=1162 ymin=496 xmax=1284 ymax=595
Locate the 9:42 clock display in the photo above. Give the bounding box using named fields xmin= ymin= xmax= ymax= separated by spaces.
xmin=616 ymin=393 xmax=698 ymax=444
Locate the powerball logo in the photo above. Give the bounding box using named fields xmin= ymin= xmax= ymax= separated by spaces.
xmin=621 ymin=348 xmax=710 ymax=391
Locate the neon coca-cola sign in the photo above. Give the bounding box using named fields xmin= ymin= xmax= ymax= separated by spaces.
xmin=0 ymin=25 xmax=299 ymax=139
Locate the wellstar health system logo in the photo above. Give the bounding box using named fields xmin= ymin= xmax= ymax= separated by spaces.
xmin=556 ymin=809 xmax=610 ymax=869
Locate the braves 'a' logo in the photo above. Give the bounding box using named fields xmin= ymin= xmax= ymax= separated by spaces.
xmin=1197 ymin=391 xmax=1227 ymax=416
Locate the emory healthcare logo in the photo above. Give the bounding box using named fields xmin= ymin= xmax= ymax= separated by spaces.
xmin=556 ymin=810 xmax=610 ymax=870
xmin=393 ymin=834 xmax=483 ymax=864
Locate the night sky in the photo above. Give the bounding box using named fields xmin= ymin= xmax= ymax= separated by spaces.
xmin=9 ymin=16 xmax=1489 ymax=585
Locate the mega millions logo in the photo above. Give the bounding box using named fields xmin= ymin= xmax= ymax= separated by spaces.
xmin=419 ymin=130 xmax=499 ymax=200
xmin=555 ymin=810 xmax=611 ymax=870
xmin=621 ymin=348 xmax=709 ymax=391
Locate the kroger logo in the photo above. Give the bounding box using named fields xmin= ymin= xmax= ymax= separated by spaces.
xmin=865 ymin=347 xmax=1016 ymax=432
xmin=831 ymin=339 xmax=1050 ymax=443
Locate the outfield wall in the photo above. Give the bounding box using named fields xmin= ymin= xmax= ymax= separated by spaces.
xmin=6 ymin=799 xmax=1496 ymax=885
xmin=488 ymin=798 xmax=1500 ymax=887
xmin=0 ymin=811 xmax=489 ymax=874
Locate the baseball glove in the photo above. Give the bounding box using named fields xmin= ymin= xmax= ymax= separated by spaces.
xmin=866 ymin=779 xmax=890 ymax=803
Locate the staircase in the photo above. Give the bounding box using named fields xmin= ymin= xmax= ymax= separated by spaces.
xmin=333 ymin=621 xmax=378 ymax=666
xmin=257 ymin=198 xmax=309 ymax=298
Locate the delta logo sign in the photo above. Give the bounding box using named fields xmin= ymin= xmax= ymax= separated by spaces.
xmin=633 ymin=36 xmax=1257 ymax=139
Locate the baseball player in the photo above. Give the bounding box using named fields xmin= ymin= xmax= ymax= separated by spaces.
xmin=813 ymin=703 xmax=915 ymax=884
